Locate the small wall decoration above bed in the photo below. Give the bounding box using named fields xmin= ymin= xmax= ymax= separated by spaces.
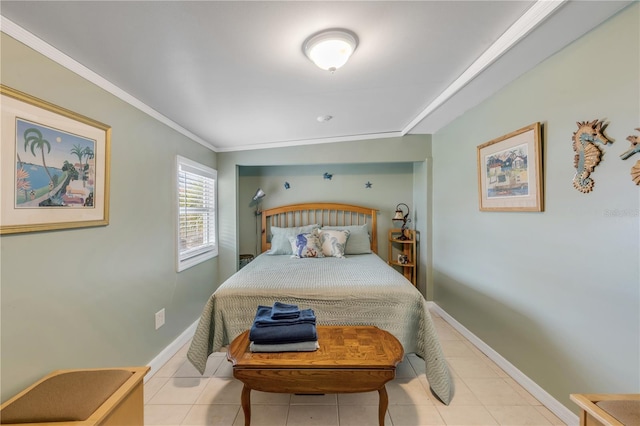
xmin=620 ymin=128 xmax=640 ymax=185
xmin=571 ymin=119 xmax=613 ymax=193
xmin=477 ymin=122 xmax=543 ymax=212
xmin=0 ymin=85 xmax=111 ymax=234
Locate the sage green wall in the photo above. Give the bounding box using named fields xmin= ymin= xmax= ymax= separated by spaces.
xmin=237 ymin=163 xmax=414 ymax=264
xmin=432 ymin=4 xmax=639 ymax=412
xmin=0 ymin=34 xmax=218 ymax=402
xmin=218 ymin=136 xmax=432 ymax=295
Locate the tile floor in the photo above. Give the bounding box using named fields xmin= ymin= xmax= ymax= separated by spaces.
xmin=144 ymin=311 xmax=567 ymax=425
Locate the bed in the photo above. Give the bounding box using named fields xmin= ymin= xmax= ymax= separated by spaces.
xmin=186 ymin=202 xmax=454 ymax=404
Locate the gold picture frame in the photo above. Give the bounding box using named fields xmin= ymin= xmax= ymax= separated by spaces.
xmin=477 ymin=122 xmax=543 ymax=212
xmin=1 ymin=85 xmax=111 ymax=234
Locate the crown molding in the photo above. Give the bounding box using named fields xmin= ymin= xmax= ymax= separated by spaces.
xmin=402 ymin=0 xmax=567 ymax=135
xmin=1 ymin=15 xmax=218 ymax=152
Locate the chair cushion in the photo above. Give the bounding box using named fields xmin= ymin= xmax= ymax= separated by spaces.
xmin=596 ymin=400 xmax=640 ymax=425
xmin=0 ymin=369 xmax=132 ymax=424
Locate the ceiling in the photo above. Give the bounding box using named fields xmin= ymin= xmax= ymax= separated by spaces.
xmin=0 ymin=1 xmax=632 ymax=152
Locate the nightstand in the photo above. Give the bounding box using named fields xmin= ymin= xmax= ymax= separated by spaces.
xmin=239 ymin=254 xmax=254 ymax=270
xmin=388 ymin=229 xmax=417 ymax=286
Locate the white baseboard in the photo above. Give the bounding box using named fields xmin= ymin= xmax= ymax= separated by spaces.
xmin=427 ymin=302 xmax=578 ymax=426
xmin=145 ymin=319 xmax=199 ymax=382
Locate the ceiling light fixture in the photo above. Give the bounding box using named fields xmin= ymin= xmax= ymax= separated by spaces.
xmin=303 ymin=29 xmax=358 ymax=73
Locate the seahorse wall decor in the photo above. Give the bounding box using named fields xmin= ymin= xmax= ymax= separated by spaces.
xmin=572 ymin=119 xmax=613 ymax=193
xmin=620 ymin=128 xmax=640 ymax=185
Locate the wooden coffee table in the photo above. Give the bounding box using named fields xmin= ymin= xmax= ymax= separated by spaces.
xmin=227 ymin=325 xmax=404 ymax=426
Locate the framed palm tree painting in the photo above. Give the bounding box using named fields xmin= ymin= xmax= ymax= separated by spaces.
xmin=1 ymin=85 xmax=111 ymax=234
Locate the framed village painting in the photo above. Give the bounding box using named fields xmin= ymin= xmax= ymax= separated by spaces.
xmin=477 ymin=122 xmax=543 ymax=212
xmin=1 ymin=85 xmax=111 ymax=234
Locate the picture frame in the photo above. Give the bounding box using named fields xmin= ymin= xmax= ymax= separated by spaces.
xmin=477 ymin=122 xmax=543 ymax=212
xmin=1 ymin=85 xmax=111 ymax=234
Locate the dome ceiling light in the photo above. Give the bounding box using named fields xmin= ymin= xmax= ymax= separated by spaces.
xmin=303 ymin=29 xmax=358 ymax=73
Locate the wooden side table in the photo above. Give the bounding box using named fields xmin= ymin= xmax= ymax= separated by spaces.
xmin=388 ymin=228 xmax=417 ymax=285
xmin=227 ymin=325 xmax=404 ymax=426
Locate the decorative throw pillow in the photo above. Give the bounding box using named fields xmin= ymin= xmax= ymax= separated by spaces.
xmin=268 ymin=224 xmax=320 ymax=255
xmin=321 ymin=224 xmax=371 ymax=254
xmin=319 ymin=229 xmax=350 ymax=258
xmin=289 ymin=232 xmax=324 ymax=258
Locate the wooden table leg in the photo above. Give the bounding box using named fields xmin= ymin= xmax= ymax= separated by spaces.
xmin=241 ymin=384 xmax=252 ymax=426
xmin=378 ymin=386 xmax=388 ymax=426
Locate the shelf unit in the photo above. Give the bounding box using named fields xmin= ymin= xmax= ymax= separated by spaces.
xmin=387 ymin=228 xmax=417 ymax=286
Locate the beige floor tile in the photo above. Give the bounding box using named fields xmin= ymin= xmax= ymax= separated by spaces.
xmin=213 ymin=360 xmax=235 ymax=378
xmin=440 ymin=340 xmax=477 ymax=358
xmin=286 ymin=404 xmax=339 ymax=425
xmin=233 ymin=404 xmax=289 ymax=426
xmin=503 ymin=377 xmax=543 ymax=405
xmin=387 ymin=377 xmax=434 ymax=405
xmin=462 ymin=340 xmax=490 ymax=359
xmin=290 ymin=393 xmax=337 ymax=405
xmin=396 ymin=356 xmax=419 ymax=378
xmin=338 ymin=404 xmax=392 ymax=426
xmin=428 ymin=309 xmax=442 ymax=318
xmin=181 ymin=404 xmax=240 ymax=425
xmin=338 ymin=390 xmax=380 ymax=405
xmin=485 ymin=405 xmax=553 ymax=425
xmin=148 ymin=378 xmax=210 ymax=405
xmin=196 ymin=377 xmax=244 ymax=404
xmin=424 ymin=376 xmax=482 ymax=407
xmin=165 ymin=343 xmax=189 ymax=364
xmin=174 ymin=356 xmax=224 ymax=378
xmin=145 ymin=315 xmax=570 ymax=426
xmin=433 ymin=321 xmax=464 ymax=341
xmin=388 ymin=404 xmax=446 ymax=425
xmin=447 ymin=356 xmax=501 ymax=379
xmin=144 ymin=404 xmax=191 ymax=425
xmin=534 ymin=406 xmax=567 ymax=425
xmin=463 ymin=378 xmax=529 ymax=406
xmin=155 ymin=353 xmax=191 ymax=378
xmin=145 ymin=377 xmax=170 ymax=403
xmin=250 ymin=390 xmax=291 ymax=404
xmin=436 ymin=405 xmax=499 ymax=425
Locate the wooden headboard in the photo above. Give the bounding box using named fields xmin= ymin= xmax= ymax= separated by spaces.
xmin=261 ymin=203 xmax=379 ymax=254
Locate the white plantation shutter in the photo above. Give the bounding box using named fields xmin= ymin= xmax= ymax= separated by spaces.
xmin=176 ymin=156 xmax=217 ymax=271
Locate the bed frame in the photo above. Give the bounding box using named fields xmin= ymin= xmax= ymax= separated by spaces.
xmin=261 ymin=203 xmax=378 ymax=254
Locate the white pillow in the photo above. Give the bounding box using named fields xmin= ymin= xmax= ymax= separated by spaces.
xmin=289 ymin=231 xmax=324 ymax=258
xmin=321 ymin=224 xmax=371 ymax=254
xmin=268 ymin=224 xmax=320 ymax=255
xmin=319 ymin=229 xmax=350 ymax=258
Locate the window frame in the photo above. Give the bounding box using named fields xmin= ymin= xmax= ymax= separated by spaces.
xmin=176 ymin=155 xmax=218 ymax=272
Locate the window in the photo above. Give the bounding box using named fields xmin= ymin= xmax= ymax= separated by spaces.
xmin=176 ymin=155 xmax=217 ymax=271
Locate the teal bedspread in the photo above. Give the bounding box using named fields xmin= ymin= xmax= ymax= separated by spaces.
xmin=187 ymin=253 xmax=454 ymax=404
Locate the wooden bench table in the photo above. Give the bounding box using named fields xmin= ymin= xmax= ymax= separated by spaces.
xmin=570 ymin=393 xmax=640 ymax=425
xmin=0 ymin=366 xmax=149 ymax=426
xmin=227 ymin=325 xmax=404 ymax=426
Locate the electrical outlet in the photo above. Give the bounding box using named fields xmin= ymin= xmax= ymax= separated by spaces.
xmin=155 ymin=308 xmax=165 ymax=330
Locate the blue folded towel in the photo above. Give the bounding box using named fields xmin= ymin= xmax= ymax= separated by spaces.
xmin=253 ymin=305 xmax=316 ymax=327
xmin=249 ymin=322 xmax=317 ymax=344
xmin=271 ymin=301 xmax=300 ymax=319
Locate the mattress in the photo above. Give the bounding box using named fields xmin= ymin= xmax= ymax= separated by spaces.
xmin=187 ymin=253 xmax=454 ymax=404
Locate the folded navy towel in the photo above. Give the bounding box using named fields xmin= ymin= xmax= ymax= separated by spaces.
xmin=249 ymin=322 xmax=317 ymax=344
xmin=250 ymin=340 xmax=319 ymax=352
xmin=253 ymin=305 xmax=316 ymax=327
xmin=271 ymin=301 xmax=300 ymax=319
